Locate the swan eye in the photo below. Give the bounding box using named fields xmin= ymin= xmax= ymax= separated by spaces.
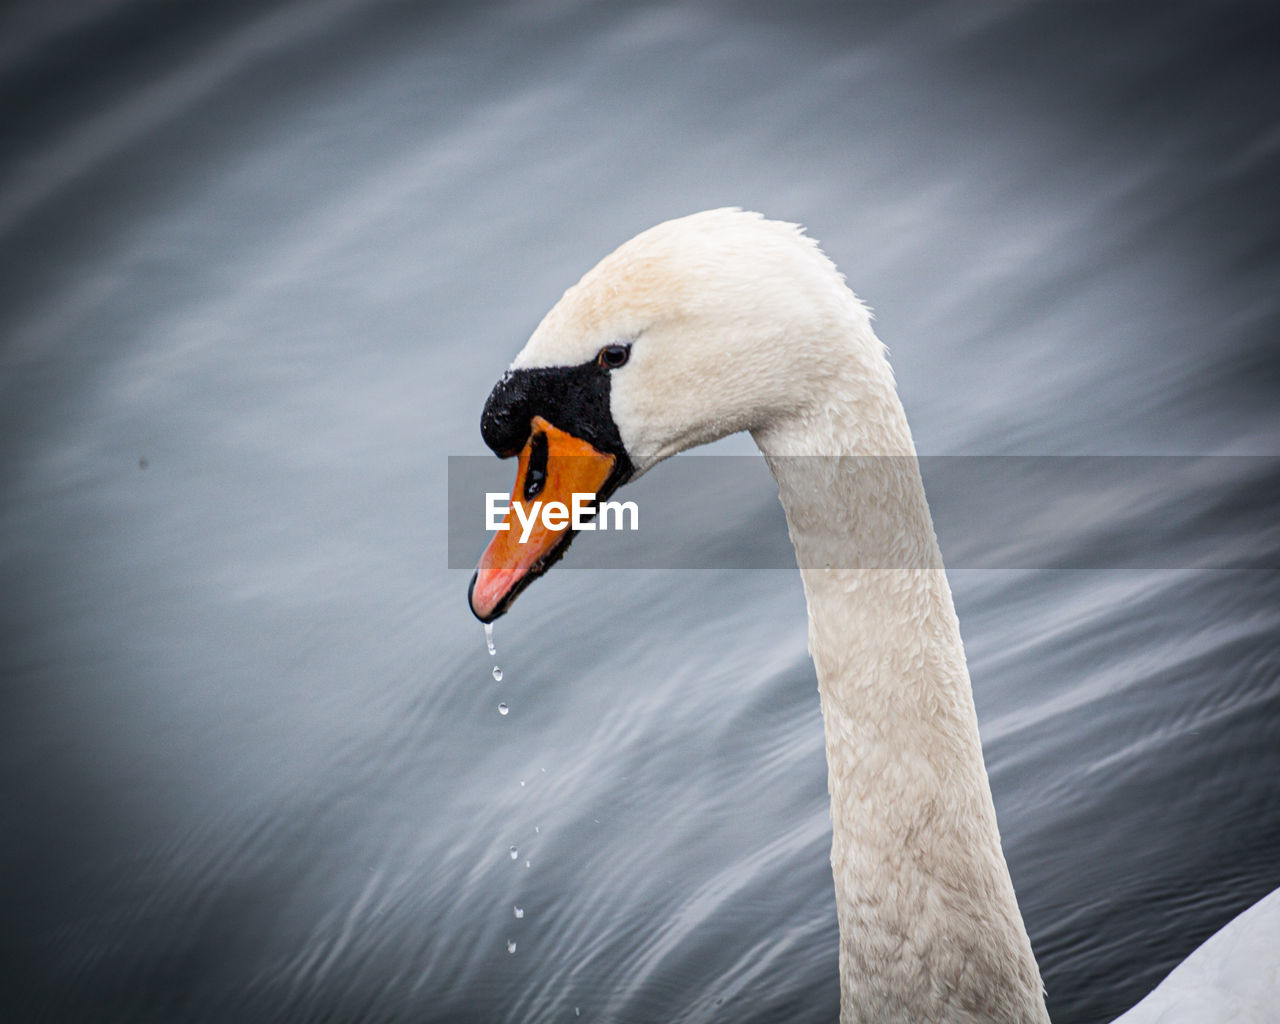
xmin=597 ymin=343 xmax=630 ymax=370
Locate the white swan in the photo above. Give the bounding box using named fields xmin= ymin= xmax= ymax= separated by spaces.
xmin=467 ymin=208 xmax=1280 ymax=1023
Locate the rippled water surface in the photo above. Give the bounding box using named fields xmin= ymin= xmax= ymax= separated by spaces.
xmin=2 ymin=3 xmax=1278 ymax=1022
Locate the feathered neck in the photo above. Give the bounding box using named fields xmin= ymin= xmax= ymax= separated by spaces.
xmin=751 ymin=351 xmax=1049 ymax=1024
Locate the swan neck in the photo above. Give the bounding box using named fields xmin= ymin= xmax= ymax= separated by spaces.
xmin=753 ymin=379 xmax=1049 ymax=1023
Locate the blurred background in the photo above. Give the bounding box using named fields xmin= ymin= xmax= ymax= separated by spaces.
xmin=1 ymin=1 xmax=1278 ymax=1021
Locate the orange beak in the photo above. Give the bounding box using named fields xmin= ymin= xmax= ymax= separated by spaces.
xmin=469 ymin=415 xmax=618 ymax=621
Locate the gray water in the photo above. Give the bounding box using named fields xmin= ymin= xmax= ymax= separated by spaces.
xmin=2 ymin=2 xmax=1279 ymax=1022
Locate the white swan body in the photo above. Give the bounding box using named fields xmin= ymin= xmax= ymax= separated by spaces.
xmin=475 ymin=209 xmax=1279 ymax=1022
xmin=1112 ymin=886 xmax=1280 ymax=1024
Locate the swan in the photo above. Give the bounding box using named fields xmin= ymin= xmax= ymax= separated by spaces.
xmin=465 ymin=208 xmax=1280 ymax=1022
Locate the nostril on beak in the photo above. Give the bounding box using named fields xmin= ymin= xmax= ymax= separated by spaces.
xmin=523 ymin=431 xmax=548 ymax=500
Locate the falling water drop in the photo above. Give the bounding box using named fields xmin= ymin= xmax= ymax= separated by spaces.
xmin=485 ymin=622 xmax=495 ymax=656
xmin=509 ymin=846 xmax=518 ymax=860
xmin=492 ymin=665 xmax=503 ymax=682
xmin=534 ymin=826 xmax=540 ymax=833
xmin=519 ymin=779 xmax=526 ymax=787
xmin=524 ymin=859 xmax=531 ymax=868
xmin=575 ymin=1009 xmax=580 ymax=1017
xmin=513 ymin=905 xmax=524 ymax=919
xmin=498 ymin=702 xmax=509 ymax=716
xmin=507 ymin=939 xmax=517 ymax=954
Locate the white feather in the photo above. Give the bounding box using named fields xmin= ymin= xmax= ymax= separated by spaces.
xmin=514 ymin=209 xmax=1279 ymax=1023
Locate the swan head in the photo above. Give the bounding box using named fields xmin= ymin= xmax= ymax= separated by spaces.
xmin=468 ymin=208 xmax=879 ymax=621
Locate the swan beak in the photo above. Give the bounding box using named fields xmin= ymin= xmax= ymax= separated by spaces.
xmin=469 ymin=415 xmax=617 ymax=622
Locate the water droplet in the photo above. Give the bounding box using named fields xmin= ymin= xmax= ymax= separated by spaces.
xmin=484 ymin=623 xmax=495 ymax=656
xmin=524 ymin=859 xmax=531 ymax=868
xmin=575 ymin=1009 xmax=580 ymax=1017
xmin=519 ymin=779 xmax=526 ymax=787
xmin=534 ymin=825 xmax=540 ymax=833
xmin=492 ymin=665 xmax=503 ymax=682
xmin=513 ymin=905 xmax=524 ymax=919
xmin=507 ymin=939 xmax=517 ymax=954
xmin=509 ymin=846 xmax=518 ymax=860
xmin=498 ymin=702 xmax=509 ymax=716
